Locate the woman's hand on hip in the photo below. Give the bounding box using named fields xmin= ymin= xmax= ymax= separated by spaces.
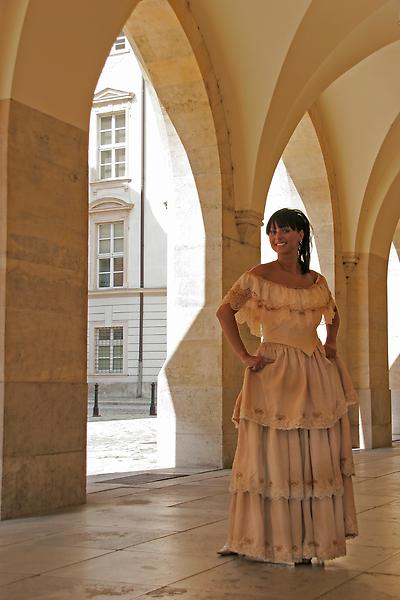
xmin=241 ymin=353 xmax=272 ymax=371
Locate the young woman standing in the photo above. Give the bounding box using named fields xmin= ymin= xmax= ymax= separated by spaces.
xmin=216 ymin=208 xmax=358 ymax=565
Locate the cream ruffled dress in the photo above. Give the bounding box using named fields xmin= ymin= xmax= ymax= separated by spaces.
xmin=220 ymin=271 xmax=358 ymax=564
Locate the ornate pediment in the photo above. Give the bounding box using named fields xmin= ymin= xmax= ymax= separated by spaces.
xmin=93 ymin=88 xmax=135 ymax=105
xmin=89 ymin=198 xmax=133 ymax=213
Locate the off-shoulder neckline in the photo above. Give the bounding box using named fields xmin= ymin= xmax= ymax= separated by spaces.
xmin=246 ymin=270 xmax=321 ymax=290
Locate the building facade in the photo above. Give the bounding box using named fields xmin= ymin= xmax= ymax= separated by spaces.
xmin=87 ymin=34 xmax=170 ymax=401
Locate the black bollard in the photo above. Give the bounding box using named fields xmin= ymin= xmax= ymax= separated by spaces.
xmin=92 ymin=383 xmax=101 ymax=417
xmin=150 ymin=382 xmax=157 ymax=416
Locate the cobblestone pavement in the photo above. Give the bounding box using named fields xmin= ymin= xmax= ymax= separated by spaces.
xmin=87 ymin=397 xmax=152 ymax=422
xmin=87 ymin=398 xmax=158 ymax=476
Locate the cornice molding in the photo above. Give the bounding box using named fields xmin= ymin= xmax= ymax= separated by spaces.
xmin=89 ymin=197 xmax=133 ymax=213
xmin=93 ymin=87 xmax=135 ymax=105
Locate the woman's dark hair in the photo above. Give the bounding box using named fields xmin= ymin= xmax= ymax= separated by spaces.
xmin=266 ymin=208 xmax=313 ymax=274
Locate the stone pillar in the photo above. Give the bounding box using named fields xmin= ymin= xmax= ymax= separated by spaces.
xmin=221 ymin=209 xmax=262 ymax=467
xmin=346 ymin=251 xmax=392 ymax=449
xmin=389 ymin=229 xmax=400 ymax=436
xmin=157 ymin=111 xmax=262 ymax=467
xmin=0 ymin=100 xmax=88 ymax=519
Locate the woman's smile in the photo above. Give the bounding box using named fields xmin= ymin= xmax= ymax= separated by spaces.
xmin=269 ymin=225 xmax=302 ymax=252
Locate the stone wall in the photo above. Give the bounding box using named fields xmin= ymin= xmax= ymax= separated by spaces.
xmin=0 ymin=100 xmax=88 ymax=518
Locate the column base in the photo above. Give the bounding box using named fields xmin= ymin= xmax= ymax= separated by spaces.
xmin=358 ymin=387 xmax=392 ymax=449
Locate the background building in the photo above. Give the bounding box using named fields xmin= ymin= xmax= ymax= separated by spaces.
xmin=87 ymin=34 xmax=171 ymax=402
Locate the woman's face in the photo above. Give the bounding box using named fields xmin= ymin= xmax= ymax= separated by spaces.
xmin=268 ymin=223 xmax=304 ymax=255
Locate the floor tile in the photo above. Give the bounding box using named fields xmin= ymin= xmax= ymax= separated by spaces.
xmin=142 ymin=586 xmax=293 ymax=600
xmin=317 ymin=572 xmax=400 ymax=599
xmin=354 ymin=479 xmax=400 ymax=497
xmin=174 ymin=559 xmax=360 ymax=600
xmin=353 ymin=461 xmax=400 ymax=478
xmin=1 ymin=447 xmax=400 ymax=599
xmin=366 ymin=551 xmax=400 ymax=575
xmin=356 ymin=503 xmax=400 ymax=522
xmin=0 ymin=543 xmax=111 ymax=575
xmin=50 ymin=549 xmax=234 ymax=587
xmin=0 ymin=574 xmax=154 ymax=599
xmin=114 ymin=485 xmax=227 ymax=507
xmin=322 ymin=544 xmax=400 ymax=572
xmin=31 ymin=526 xmax=180 ymax=551
xmin=87 ymin=487 xmax=147 ymax=503
xmin=124 ymin=520 xmax=228 ymax=556
xmin=349 ymin=519 xmax=400 ymax=548
xmin=171 ymin=494 xmax=230 ymax=516
xmin=355 ymin=494 xmax=395 ymax=514
xmin=0 ymin=572 xmax=34 ymax=586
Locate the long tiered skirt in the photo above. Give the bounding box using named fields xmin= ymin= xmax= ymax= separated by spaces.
xmin=225 ymin=343 xmax=358 ymax=563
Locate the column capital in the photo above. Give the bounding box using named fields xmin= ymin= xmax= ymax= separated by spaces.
xmin=234 ymin=209 xmax=264 ymax=244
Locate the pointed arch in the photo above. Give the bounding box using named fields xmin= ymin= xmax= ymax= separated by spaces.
xmin=251 ymin=0 xmax=399 ymax=215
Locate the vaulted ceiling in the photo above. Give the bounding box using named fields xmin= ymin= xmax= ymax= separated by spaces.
xmin=2 ymin=0 xmax=400 ymax=257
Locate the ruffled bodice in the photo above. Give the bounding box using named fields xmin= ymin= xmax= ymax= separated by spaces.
xmin=221 ymin=271 xmax=336 ymax=356
xmin=220 ymin=269 xmax=357 ymax=431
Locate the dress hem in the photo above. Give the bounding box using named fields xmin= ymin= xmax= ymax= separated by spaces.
xmin=222 ymin=533 xmax=357 ymax=564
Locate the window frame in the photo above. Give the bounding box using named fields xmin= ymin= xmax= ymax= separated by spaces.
xmin=88 ymin=201 xmax=132 ymax=293
xmin=95 ymin=325 xmax=124 ymax=374
xmin=97 ymin=111 xmax=127 ymax=181
xmin=97 ymin=220 xmax=125 ymax=289
xmin=110 ymin=32 xmax=129 ymax=55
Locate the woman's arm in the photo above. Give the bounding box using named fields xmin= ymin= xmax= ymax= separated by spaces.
xmin=325 ymin=306 xmax=340 ymax=358
xmin=216 ymin=303 xmax=269 ymax=371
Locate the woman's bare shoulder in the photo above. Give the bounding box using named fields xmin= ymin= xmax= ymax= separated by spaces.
xmin=249 ymin=262 xmax=276 ymax=277
xmin=309 ymin=269 xmax=321 ymax=283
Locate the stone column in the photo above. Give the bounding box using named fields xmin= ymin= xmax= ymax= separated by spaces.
xmin=156 ymin=110 xmax=262 ymax=467
xmin=389 ymin=228 xmax=400 ymax=436
xmin=221 ymin=209 xmax=262 ymax=467
xmin=0 ymin=100 xmax=88 ymax=519
xmin=346 ymin=251 xmax=392 ymax=449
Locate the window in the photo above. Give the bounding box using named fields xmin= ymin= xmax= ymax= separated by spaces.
xmin=113 ymin=33 xmax=126 ymax=52
xmin=98 ymin=112 xmax=126 ymax=179
xmin=97 ymin=221 xmax=124 ymax=288
xmin=95 ymin=327 xmax=123 ymax=373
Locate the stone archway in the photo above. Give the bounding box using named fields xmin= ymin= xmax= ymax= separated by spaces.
xmin=388 ymin=221 xmax=400 ymax=438
xmin=347 ymin=135 xmax=400 ymax=448
xmin=124 ymin=0 xmax=238 ymax=468
xmin=0 ymin=0 xmax=238 ymax=518
xmin=282 ymin=111 xmax=335 ymax=288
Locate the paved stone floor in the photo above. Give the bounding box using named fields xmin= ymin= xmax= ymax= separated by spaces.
xmin=1 ymin=444 xmax=400 ymax=599
xmin=87 ymin=418 xmax=158 ymax=475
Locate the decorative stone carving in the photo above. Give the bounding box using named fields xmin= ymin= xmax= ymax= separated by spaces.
xmin=93 ymin=88 xmax=135 ymax=105
xmin=89 ymin=197 xmax=134 ymax=214
xmin=235 ymin=209 xmax=264 ymax=244
xmin=342 ymin=252 xmax=359 ymax=280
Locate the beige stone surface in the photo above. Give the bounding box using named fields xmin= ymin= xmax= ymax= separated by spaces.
xmin=126 ymin=1 xmax=240 ymax=470
xmin=0 ymin=101 xmax=88 ymax=518
xmin=346 ymin=252 xmax=392 ymax=448
xmin=318 ymin=573 xmax=400 ymax=600
xmin=3 ymin=383 xmax=86 ymax=456
xmin=0 ymin=447 xmax=398 ymax=598
xmin=2 ymin=450 xmax=86 ymax=519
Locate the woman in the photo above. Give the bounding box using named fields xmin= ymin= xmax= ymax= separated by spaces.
xmin=216 ymin=208 xmax=358 ymax=565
